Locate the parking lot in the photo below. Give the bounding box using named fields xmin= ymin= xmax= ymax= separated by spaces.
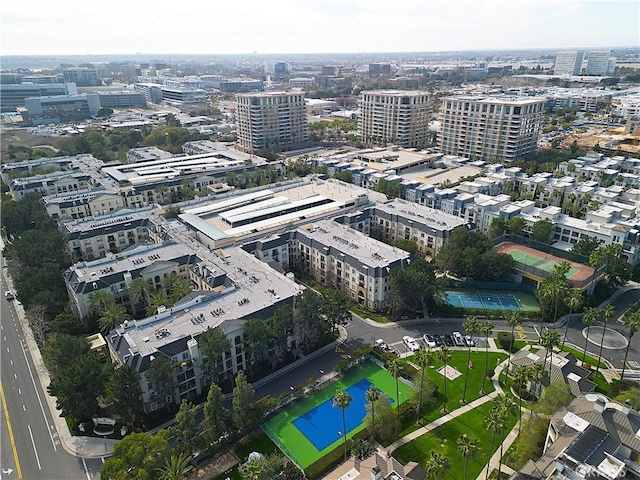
xmin=375 ymin=331 xmax=488 ymax=357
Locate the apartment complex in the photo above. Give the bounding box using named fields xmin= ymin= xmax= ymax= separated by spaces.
xmin=235 ymin=91 xmax=309 ymax=153
xmin=359 ymin=90 xmax=431 ymax=148
xmin=553 ymin=51 xmax=584 ymax=76
xmin=438 ymin=95 xmax=545 ymax=161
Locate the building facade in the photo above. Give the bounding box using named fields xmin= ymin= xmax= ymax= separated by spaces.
xmin=236 ymin=91 xmax=309 ymax=154
xmin=359 ymin=90 xmax=431 ymax=148
xmin=585 ymin=50 xmax=615 ymax=76
xmin=553 ymin=51 xmax=584 ymax=76
xmin=438 ymin=95 xmax=545 ymax=161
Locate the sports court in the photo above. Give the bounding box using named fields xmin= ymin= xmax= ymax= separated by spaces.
xmin=495 ymin=242 xmax=594 ymax=286
xmin=262 ymin=362 xmax=413 ymax=469
xmin=444 ymin=289 xmax=539 ymax=311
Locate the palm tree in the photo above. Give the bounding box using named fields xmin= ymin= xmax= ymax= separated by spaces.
xmin=562 ymin=291 xmax=583 ymax=350
xmin=414 ymin=347 xmax=434 ymax=422
xmin=495 ymin=395 xmax=516 ymax=479
xmin=621 ymin=313 xmax=640 ymax=380
xmin=581 ymin=308 xmax=599 ymax=368
xmin=457 ymin=434 xmax=479 ymax=480
xmin=480 ymin=321 xmax=494 ymax=394
xmin=596 ymin=304 xmax=615 ymax=374
xmin=333 ymin=389 xmax=353 ymax=462
xmin=529 ymin=362 xmax=546 ymax=400
xmin=365 ymin=385 xmax=380 ymax=439
xmin=161 ymin=271 xmax=180 ymax=294
xmin=513 ymin=365 xmax=529 ymax=424
xmin=157 ymin=452 xmax=193 ymax=480
xmin=540 ymin=328 xmax=561 ymax=373
xmin=505 ymin=311 xmax=522 ymax=379
xmin=170 ymin=278 xmax=193 ymax=304
xmin=484 ymin=407 xmax=504 ymax=480
xmin=461 ymin=316 xmax=480 ymax=403
xmin=436 ymin=346 xmax=451 ymax=412
xmin=146 ymin=290 xmax=170 ymax=316
xmin=387 ymin=358 xmax=402 ymax=418
xmin=87 ymin=289 xmax=115 ymax=316
xmin=425 ymin=451 xmax=450 ymax=480
xmin=128 ymin=276 xmax=152 ymax=316
xmin=98 ymin=304 xmax=131 ymax=334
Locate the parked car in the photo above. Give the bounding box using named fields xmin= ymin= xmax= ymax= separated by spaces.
xmin=423 ymin=334 xmax=437 ymax=348
xmin=452 ymin=331 xmax=465 ymax=347
xmin=443 ymin=334 xmax=454 ymax=347
xmin=403 ymin=335 xmax=421 ymax=352
xmin=375 ymin=338 xmax=390 ymax=352
xmin=433 ymin=334 xmax=444 ymax=347
xmin=4 ymin=290 xmax=14 ymax=301
xmin=464 ymin=335 xmax=476 ymax=347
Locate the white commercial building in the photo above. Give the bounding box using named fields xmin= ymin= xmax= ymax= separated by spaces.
xmin=553 ymin=51 xmax=584 ymax=76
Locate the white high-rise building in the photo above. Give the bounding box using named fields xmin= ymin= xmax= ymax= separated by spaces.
xmin=554 ymin=51 xmax=584 ymax=76
xmin=438 ymin=96 xmax=545 ymax=162
xmin=359 ymin=90 xmax=431 ymax=148
xmin=586 ymin=50 xmax=613 ymax=76
xmin=235 ymin=91 xmax=309 ymax=154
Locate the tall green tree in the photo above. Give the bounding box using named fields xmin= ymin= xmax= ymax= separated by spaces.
xmin=294 ymin=290 xmax=325 ymax=353
xmin=146 ymin=355 xmax=175 ymax=411
xmin=107 ymin=364 xmax=144 ymax=426
xmin=173 ymin=400 xmax=199 ymax=455
xmin=562 ymin=291 xmax=583 ymax=350
xmin=530 ymin=219 xmax=554 ymax=243
xmin=621 ymin=313 xmax=640 ymax=380
xmin=233 ymin=370 xmax=261 ymax=433
xmin=128 ymin=276 xmax=152 ymax=317
xmin=596 ymin=304 xmax=615 ymax=374
xmin=333 ymin=389 xmax=353 ymax=461
xmin=513 ymin=365 xmax=529 ymax=424
xmin=413 ymin=347 xmax=434 ymax=421
xmin=461 ymin=316 xmax=480 ymax=403
xmin=387 ymin=357 xmax=402 ymax=417
xmin=484 ymin=407 xmax=504 ymax=480
xmin=88 ymin=289 xmax=116 ymax=316
xmin=540 ymin=329 xmax=561 ymax=373
xmin=203 ymin=383 xmax=230 ymax=443
xmin=243 ymin=318 xmax=273 ymax=375
xmin=495 ymin=395 xmax=516 ymax=478
xmin=424 ymin=451 xmax=450 ymax=480
xmin=41 ymin=333 xmax=90 ymax=378
xmin=436 ymin=346 xmax=452 ymax=412
xmin=365 ymin=385 xmax=380 ymax=438
xmin=480 ymin=321 xmax=494 ymax=394
xmin=505 ymin=311 xmax=522 ymax=378
xmin=590 ymin=244 xmax=632 ymax=287
xmin=146 ymin=290 xmax=170 ymax=316
xmin=101 ymin=430 xmax=171 ymax=480
xmin=170 ymin=278 xmax=192 ymax=304
xmin=199 ymin=326 xmax=232 ymax=382
xmin=581 ymin=308 xmax=599 ymax=367
xmin=457 ymin=434 xmax=479 ymax=480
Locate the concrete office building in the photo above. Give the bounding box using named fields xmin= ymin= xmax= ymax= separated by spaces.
xmin=24 ymin=93 xmax=101 ymax=125
xmin=236 ymin=91 xmax=309 ymax=154
xmin=0 ymin=82 xmax=74 ymax=112
xmin=585 ymin=50 xmax=615 ymax=76
xmin=62 ymin=67 xmax=100 ymax=86
xmin=126 ymin=146 xmax=173 ymax=163
xmin=553 ymin=51 xmax=584 ymax=76
xmin=359 ymin=90 xmax=431 ymax=148
xmin=369 ymin=63 xmax=391 ymax=76
xmin=438 ymin=95 xmax=545 ymax=161
xmin=96 ymin=91 xmax=147 ymax=109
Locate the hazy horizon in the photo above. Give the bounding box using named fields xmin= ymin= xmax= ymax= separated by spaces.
xmin=2 ymin=0 xmax=639 ymax=57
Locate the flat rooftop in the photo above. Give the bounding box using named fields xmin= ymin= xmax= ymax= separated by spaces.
xmin=115 ymin=246 xmax=302 ymax=357
xmin=374 ymin=198 xmax=466 ymax=230
xmin=61 ymin=206 xmax=157 ymax=239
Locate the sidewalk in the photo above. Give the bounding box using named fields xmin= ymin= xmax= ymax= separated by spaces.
xmin=2 ymin=268 xmax=117 ymax=458
xmin=476 ymin=420 xmax=522 ymax=480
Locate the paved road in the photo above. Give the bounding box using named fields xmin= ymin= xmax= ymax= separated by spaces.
xmin=1 ymin=274 xmax=105 ymax=480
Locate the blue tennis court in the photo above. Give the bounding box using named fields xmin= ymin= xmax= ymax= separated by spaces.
xmin=445 ymin=290 xmax=526 ymax=311
xmin=292 ymin=379 xmax=392 ymax=451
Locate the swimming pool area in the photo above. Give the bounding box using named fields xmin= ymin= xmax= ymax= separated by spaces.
xmin=444 ymin=289 xmax=539 ymax=312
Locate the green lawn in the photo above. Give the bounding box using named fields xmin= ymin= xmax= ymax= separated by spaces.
xmin=398 ymin=350 xmax=507 ymax=437
xmin=394 ymin=400 xmax=519 ymax=480
xmin=262 ymin=362 xmax=413 ymax=469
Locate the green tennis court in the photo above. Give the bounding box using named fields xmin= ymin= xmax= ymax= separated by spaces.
xmin=507 ymin=248 xmax=579 ymax=278
xmin=262 ymin=362 xmax=413 ymax=469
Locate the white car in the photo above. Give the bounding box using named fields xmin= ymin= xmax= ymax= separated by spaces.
xmin=423 ymin=334 xmax=437 ymax=348
xmin=403 ymin=335 xmax=421 ymax=352
xmin=452 ymin=331 xmax=465 ymax=347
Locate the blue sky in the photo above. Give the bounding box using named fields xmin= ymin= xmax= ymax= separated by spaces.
xmin=1 ymin=0 xmax=638 ymax=55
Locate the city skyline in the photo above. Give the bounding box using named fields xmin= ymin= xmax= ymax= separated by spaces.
xmin=1 ymin=0 xmax=639 ymax=57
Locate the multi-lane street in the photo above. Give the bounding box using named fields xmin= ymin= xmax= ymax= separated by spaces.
xmin=1 ymin=273 xmax=105 ymax=480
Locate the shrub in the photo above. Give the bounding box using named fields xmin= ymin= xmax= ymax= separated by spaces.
xmin=497 ymin=331 xmax=515 ymax=351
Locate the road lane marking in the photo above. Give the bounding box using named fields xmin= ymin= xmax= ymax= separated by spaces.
xmin=82 ymin=458 xmax=91 ymax=480
xmin=0 ymin=381 xmax=23 ymax=479
xmin=27 ymin=424 xmax=41 ymax=470
xmin=19 ymin=340 xmax=57 ymax=451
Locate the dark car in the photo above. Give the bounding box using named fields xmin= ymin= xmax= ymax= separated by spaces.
xmin=433 ymin=334 xmax=444 ymax=346
xmin=443 ymin=334 xmax=454 ymax=346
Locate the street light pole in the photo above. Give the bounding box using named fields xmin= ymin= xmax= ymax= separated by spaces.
xmin=319 ymin=369 xmax=324 ymax=389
